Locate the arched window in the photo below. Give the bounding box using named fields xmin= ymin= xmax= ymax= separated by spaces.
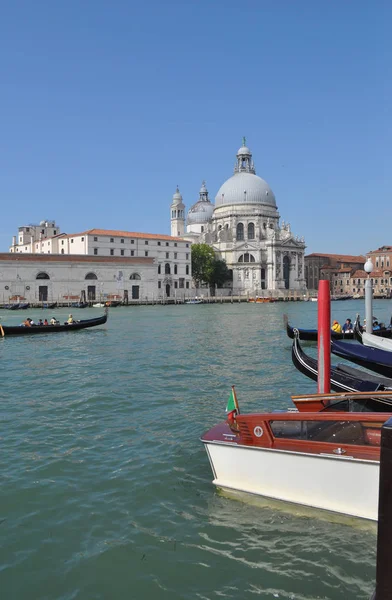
xmin=236 ymin=223 xmax=244 ymax=240
xmin=36 ymin=272 xmax=50 ymax=279
xmin=165 ymin=263 xmax=171 ymax=275
xmin=130 ymin=273 xmax=141 ymax=280
xmin=238 ymin=253 xmax=255 ymax=263
xmin=158 ymin=264 xmax=161 ymax=274
xmin=248 ymin=222 xmax=255 ymax=239
xmin=174 ymin=264 xmax=178 ymax=275
xmin=85 ymin=272 xmax=98 ymax=280
xmin=218 ymin=225 xmax=222 ymax=230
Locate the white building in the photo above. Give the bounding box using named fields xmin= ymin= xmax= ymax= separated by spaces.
xmin=8 ymin=229 xmax=192 ymax=300
xmin=172 ymin=139 xmax=307 ymax=294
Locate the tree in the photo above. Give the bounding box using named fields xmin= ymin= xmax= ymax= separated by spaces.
xmin=191 ymin=244 xmax=231 ymax=292
xmin=191 ymin=244 xmax=215 ymax=287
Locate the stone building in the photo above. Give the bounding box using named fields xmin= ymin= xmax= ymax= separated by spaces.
xmin=171 ymin=139 xmax=307 ymax=294
xmin=305 ymin=253 xmax=365 ymax=291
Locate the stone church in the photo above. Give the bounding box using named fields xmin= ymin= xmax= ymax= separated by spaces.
xmin=170 ymin=139 xmax=307 ymax=294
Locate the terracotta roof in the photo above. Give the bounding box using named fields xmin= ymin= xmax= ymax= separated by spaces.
xmin=368 ymin=246 xmax=392 ymax=253
xmin=1 ymin=253 xmax=154 ymax=264
xmin=59 ymin=229 xmax=187 ymax=242
xmin=306 ymin=253 xmax=365 ymax=262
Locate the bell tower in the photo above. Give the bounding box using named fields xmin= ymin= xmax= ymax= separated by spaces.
xmin=234 ymin=136 xmax=256 ymax=174
xmin=170 ymin=186 xmax=185 ymax=237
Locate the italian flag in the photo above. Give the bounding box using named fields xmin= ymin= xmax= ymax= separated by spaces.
xmin=226 ymin=386 xmax=240 ymax=421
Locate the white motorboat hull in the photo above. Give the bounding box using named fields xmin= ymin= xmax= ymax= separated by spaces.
xmin=203 ymin=441 xmax=379 ymax=521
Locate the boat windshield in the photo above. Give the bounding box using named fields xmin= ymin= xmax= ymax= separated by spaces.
xmin=270 ymin=419 xmax=382 ymax=446
xmin=321 ymin=398 xmax=392 ymax=413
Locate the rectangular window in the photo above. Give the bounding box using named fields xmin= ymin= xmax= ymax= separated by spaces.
xmin=158 ymin=241 xmax=161 ymax=246
xmin=54 ymin=230 xmax=57 ymax=235
xmin=174 ymin=242 xmax=177 ymax=247
xmin=186 ymin=243 xmax=189 ymax=248
xmin=145 ymin=251 xmax=148 ymax=256
xmin=48 ymin=241 xmax=51 ymax=245
xmin=166 ymin=252 xmax=169 ymax=258
xmin=186 ymin=281 xmax=189 ymax=289
xmin=121 ymin=238 xmax=124 ymax=243
xmin=81 ymin=237 xmax=84 ymax=242
xmin=26 ymin=227 xmax=30 ymax=232
xmin=131 ymin=250 xmax=135 ymax=256
xmin=94 ymin=236 xmax=98 ymax=241
xmin=166 ymin=242 xmax=169 ymax=246
xmin=121 ymin=249 xmax=124 ymax=256
xmin=94 ymin=248 xmax=98 ymax=255
xmin=110 ymin=249 xmax=114 ymax=256
xmin=179 ymin=278 xmax=184 ymax=288
xmin=174 ymin=281 xmax=178 ymax=288
xmin=71 ymin=239 xmax=74 ymax=243
xmin=131 ymin=240 xmax=135 ymax=244
xmin=110 ymin=238 xmax=114 ymax=243
xmin=61 ymin=240 xmax=64 ymax=245
xmin=158 ymin=281 xmax=161 ymax=289
xmin=158 ymin=265 xmax=161 ymax=274
xmin=145 ymin=241 xmax=148 ymax=245
xmin=186 ymin=253 xmax=189 ymax=260
xmin=174 ymin=252 xmax=177 ymax=259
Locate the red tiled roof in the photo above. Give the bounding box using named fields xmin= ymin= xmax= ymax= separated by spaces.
xmin=60 ymin=229 xmax=187 ymax=242
xmin=306 ymin=253 xmax=365 ymax=262
xmin=1 ymin=253 xmax=154 ymax=264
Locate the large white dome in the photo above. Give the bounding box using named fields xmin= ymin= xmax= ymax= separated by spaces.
xmin=215 ymin=171 xmax=276 ymax=208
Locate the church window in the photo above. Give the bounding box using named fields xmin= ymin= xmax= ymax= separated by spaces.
xmin=239 ymin=255 xmax=243 ymax=263
xmin=186 ymin=281 xmax=189 ymax=288
xmin=165 ymin=263 xmax=171 ymax=275
xmin=61 ymin=249 xmax=64 ymax=254
xmin=36 ymin=272 xmax=50 ymax=280
xmin=248 ymin=223 xmax=255 ymax=240
xmin=158 ymin=265 xmax=161 ymax=274
xmin=186 ymin=265 xmax=189 ymax=275
xmin=218 ymin=225 xmax=222 ymax=230
xmin=85 ymin=272 xmax=98 ymax=280
xmin=186 ymin=253 xmax=189 ymax=260
xmin=61 ymin=240 xmax=64 ymax=245
xmin=174 ymin=265 xmax=178 ymax=275
xmin=179 ymin=278 xmax=184 ymax=288
xmin=130 ymin=273 xmax=141 ymax=280
xmin=166 ymin=252 xmax=169 ymax=258
xmin=225 ymin=224 xmax=229 ymax=229
xmin=237 ymin=223 xmax=244 ymax=240
xmin=238 ymin=253 xmax=255 ymax=263
xmin=174 ymin=281 xmax=178 ymax=289
xmin=261 ymin=268 xmax=266 ymax=279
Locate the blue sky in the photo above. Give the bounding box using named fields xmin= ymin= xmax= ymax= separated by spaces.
xmin=0 ymin=1 xmax=390 ymax=254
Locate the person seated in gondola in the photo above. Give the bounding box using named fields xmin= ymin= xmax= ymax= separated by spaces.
xmin=331 ymin=320 xmax=342 ymax=333
xmin=373 ymin=320 xmax=381 ymax=331
xmin=37 ymin=319 xmax=43 ymax=326
xmin=50 ymin=316 xmax=59 ymax=325
xmin=22 ymin=318 xmax=31 ymax=327
xmin=67 ymin=314 xmax=75 ymax=324
xmin=43 ymin=319 xmax=49 ymax=326
xmin=342 ymin=318 xmax=353 ymax=333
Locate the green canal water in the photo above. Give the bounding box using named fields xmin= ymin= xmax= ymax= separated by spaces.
xmin=2 ymin=300 xmax=391 ymax=599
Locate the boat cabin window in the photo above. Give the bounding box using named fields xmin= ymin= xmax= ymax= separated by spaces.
xmin=269 ymin=419 xmax=383 ymax=446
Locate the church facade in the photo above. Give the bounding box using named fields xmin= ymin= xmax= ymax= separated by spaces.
xmin=170 ymin=140 xmax=307 ymax=294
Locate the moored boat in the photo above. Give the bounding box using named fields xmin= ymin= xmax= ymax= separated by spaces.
xmin=202 ymin=389 xmax=391 ymax=520
xmin=292 ymin=331 xmax=391 ymax=393
xmin=331 ymin=338 xmax=392 ymax=378
xmin=284 ymin=314 xmax=392 ymax=342
xmin=0 ymin=310 xmax=108 ymax=335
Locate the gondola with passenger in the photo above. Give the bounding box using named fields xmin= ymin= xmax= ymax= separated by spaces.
xmin=0 ymin=309 xmax=108 ymax=336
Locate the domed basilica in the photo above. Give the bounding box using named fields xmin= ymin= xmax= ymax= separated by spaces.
xmin=170 ymin=139 xmax=306 ymax=293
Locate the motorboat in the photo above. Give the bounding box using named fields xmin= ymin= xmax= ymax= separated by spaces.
xmin=202 ymin=390 xmax=392 ymax=521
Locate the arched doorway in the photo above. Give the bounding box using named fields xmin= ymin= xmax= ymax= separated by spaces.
xmin=165 ymin=284 xmax=170 ymax=297
xmin=283 ymin=256 xmax=290 ymax=289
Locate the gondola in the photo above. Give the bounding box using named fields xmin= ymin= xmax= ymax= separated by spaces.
xmin=291 ymin=330 xmax=391 ymax=393
xmin=284 ymin=314 xmax=392 ymax=342
xmin=331 ymin=338 xmax=392 ymax=378
xmin=284 ymin=314 xmax=356 ymax=341
xmin=0 ymin=310 xmax=108 ymax=336
xmin=42 ymin=302 xmax=58 ymax=309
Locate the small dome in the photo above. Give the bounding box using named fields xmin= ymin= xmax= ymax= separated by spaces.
xmin=237 ymin=146 xmax=251 ymax=156
xmin=215 ymin=171 xmax=276 ymax=208
xmin=187 ymin=201 xmax=214 ymax=225
xmin=172 ymin=186 xmax=183 ymax=205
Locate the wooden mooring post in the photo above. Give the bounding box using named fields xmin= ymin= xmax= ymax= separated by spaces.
xmin=370 ymin=416 xmax=392 ymax=599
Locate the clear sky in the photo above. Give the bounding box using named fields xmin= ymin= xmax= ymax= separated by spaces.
xmin=0 ymin=1 xmax=390 ymax=255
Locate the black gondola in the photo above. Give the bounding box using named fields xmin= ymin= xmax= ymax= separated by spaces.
xmin=331 ymin=338 xmax=392 ymax=378
xmin=0 ymin=310 xmax=108 ymax=336
xmin=291 ymin=331 xmax=391 ymax=393
xmin=284 ymin=314 xmax=392 ymax=342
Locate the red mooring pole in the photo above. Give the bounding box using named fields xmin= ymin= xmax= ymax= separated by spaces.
xmin=317 ymin=280 xmax=331 ymax=393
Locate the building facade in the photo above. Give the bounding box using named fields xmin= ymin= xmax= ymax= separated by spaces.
xmin=305 ymin=253 xmax=365 ymax=291
xmin=9 ymin=229 xmax=192 ymax=299
xmin=171 ymin=140 xmax=307 ymax=294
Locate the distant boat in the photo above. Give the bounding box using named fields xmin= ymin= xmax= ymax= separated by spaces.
xmin=92 ymin=302 xmax=105 ymax=308
xmin=71 ymin=302 xmax=88 ymax=308
xmin=185 ymin=299 xmax=203 ymax=304
xmin=0 ymin=311 xmax=108 ymax=336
